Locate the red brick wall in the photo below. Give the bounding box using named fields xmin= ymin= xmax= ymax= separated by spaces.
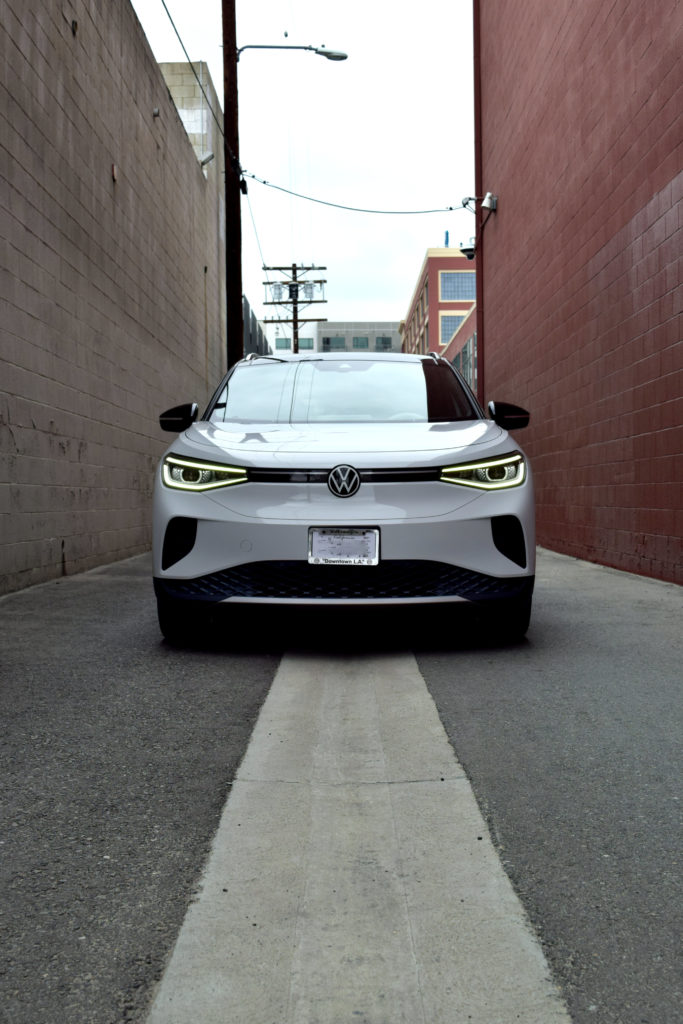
xmin=476 ymin=0 xmax=682 ymax=582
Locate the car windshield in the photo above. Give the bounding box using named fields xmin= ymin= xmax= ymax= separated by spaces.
xmin=208 ymin=359 xmax=479 ymax=424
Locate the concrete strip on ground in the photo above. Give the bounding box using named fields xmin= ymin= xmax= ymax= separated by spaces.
xmin=146 ymin=652 xmax=570 ymax=1024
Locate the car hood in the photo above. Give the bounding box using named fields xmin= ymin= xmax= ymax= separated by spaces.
xmin=170 ymin=420 xmax=511 ymax=467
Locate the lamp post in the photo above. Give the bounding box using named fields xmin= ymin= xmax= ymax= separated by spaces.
xmin=222 ymin=0 xmax=347 ymax=368
xmin=237 ymin=44 xmax=348 ymax=62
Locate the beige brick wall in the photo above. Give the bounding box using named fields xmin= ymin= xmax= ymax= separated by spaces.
xmin=0 ymin=1 xmax=228 ymax=594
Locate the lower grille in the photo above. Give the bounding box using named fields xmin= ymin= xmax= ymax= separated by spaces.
xmin=155 ymin=561 xmax=533 ymax=604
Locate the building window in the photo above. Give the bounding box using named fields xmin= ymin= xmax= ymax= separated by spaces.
xmin=440 ymin=315 xmax=466 ymax=344
xmin=275 ymin=338 xmax=291 ymax=350
xmin=375 ymin=336 xmax=392 ymax=351
xmin=453 ymin=333 xmax=477 ymax=390
xmin=353 ymin=337 xmax=369 ymax=349
xmin=440 ymin=272 xmax=476 ymax=301
xmin=298 ymin=338 xmax=313 ymax=349
xmin=322 ymin=336 xmax=346 ymax=351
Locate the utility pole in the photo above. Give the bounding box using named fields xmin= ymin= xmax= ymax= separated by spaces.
xmin=262 ymin=265 xmax=327 ymax=352
xmin=222 ymin=10 xmax=346 ymax=368
xmin=222 ymin=0 xmax=244 ymax=368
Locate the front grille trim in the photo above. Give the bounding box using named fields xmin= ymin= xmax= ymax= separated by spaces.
xmin=248 ymin=468 xmax=441 ymax=484
xmin=155 ymin=560 xmax=534 ymax=605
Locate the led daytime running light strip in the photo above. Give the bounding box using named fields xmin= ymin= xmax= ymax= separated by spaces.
xmin=440 ymin=453 xmax=525 ymax=489
xmin=163 ymin=455 xmax=248 ymax=490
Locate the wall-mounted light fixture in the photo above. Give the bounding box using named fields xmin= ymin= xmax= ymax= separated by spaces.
xmin=462 ymin=193 xmax=498 ymax=213
xmin=200 ymin=152 xmax=215 ymax=167
xmin=459 ymin=192 xmax=498 ymax=258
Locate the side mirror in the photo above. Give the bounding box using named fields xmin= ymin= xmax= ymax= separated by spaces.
xmin=488 ymin=401 xmax=530 ymax=430
xmin=159 ymin=403 xmax=199 ymax=432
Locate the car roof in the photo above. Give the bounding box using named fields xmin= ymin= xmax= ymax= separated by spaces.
xmin=241 ymin=351 xmax=442 ymax=365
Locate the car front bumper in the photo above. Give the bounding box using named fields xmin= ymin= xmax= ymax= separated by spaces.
xmin=153 ymin=474 xmax=535 ymax=607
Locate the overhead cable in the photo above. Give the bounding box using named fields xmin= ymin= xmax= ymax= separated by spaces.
xmin=242 ymin=171 xmax=465 ymax=214
xmin=153 ymin=5 xmax=468 ymax=216
xmin=158 ymin=0 xmax=225 ymax=139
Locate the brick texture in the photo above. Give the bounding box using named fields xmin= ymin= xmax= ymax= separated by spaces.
xmin=0 ymin=1 xmax=227 ymax=594
xmin=477 ymin=0 xmax=682 ymax=583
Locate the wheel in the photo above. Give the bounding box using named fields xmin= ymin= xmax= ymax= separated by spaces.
xmin=156 ymin=593 xmax=206 ymax=646
xmin=489 ymin=593 xmax=532 ymax=643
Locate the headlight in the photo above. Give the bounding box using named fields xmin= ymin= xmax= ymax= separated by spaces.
xmin=162 ymin=455 xmax=248 ymax=491
xmin=440 ymin=452 xmax=525 ymax=490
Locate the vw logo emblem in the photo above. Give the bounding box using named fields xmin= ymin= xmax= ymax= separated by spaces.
xmin=328 ymin=465 xmax=361 ymax=498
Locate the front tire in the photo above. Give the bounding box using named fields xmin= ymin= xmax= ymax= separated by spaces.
xmin=489 ymin=593 xmax=532 ymax=643
xmin=156 ymin=594 xmax=206 ymax=646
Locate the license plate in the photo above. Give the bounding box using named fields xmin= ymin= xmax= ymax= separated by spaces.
xmin=308 ymin=528 xmax=379 ymax=565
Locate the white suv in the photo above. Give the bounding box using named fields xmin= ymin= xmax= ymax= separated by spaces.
xmin=153 ymin=353 xmax=534 ymax=643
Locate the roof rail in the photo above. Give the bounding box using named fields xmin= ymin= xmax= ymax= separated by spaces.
xmin=243 ymin=352 xmax=287 ymax=363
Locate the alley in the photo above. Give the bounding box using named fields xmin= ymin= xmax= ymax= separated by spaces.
xmin=0 ymin=550 xmax=680 ymax=1024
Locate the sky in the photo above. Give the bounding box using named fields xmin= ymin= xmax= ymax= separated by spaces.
xmin=130 ymin=0 xmax=476 ymax=341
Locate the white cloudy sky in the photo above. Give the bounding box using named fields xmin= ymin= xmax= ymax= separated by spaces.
xmin=130 ymin=0 xmax=475 ymax=337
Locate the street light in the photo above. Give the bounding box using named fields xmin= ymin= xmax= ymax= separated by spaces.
xmin=222 ymin=2 xmax=347 ymax=369
xmin=236 ymin=44 xmax=348 ymax=62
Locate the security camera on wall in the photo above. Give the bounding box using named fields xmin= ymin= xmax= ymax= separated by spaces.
xmin=459 ymin=239 xmax=476 ymax=260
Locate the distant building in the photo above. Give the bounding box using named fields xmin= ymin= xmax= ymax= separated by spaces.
xmin=442 ymin=307 xmax=477 ymax=391
xmin=242 ymin=298 xmax=271 ymax=356
xmin=401 ymin=249 xmax=476 ymax=363
xmin=272 ymin=322 xmax=402 ymax=354
xmin=160 ymin=62 xmax=222 ymax=173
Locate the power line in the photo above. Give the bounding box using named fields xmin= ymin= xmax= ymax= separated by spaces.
xmin=158 ymin=0 xmax=226 ymax=141
xmin=244 ymin=191 xmax=270 ymax=288
xmin=242 ymin=171 xmax=466 ymax=215
xmin=153 ymin=5 xmax=467 ymax=217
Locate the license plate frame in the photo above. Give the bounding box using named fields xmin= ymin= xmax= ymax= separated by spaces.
xmin=308 ymin=528 xmax=380 ymax=566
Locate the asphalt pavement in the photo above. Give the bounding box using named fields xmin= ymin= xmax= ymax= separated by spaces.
xmin=0 ymin=556 xmax=279 ymax=1024
xmin=0 ymin=549 xmax=681 ymax=1024
xmin=418 ymin=549 xmax=682 ymax=1024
